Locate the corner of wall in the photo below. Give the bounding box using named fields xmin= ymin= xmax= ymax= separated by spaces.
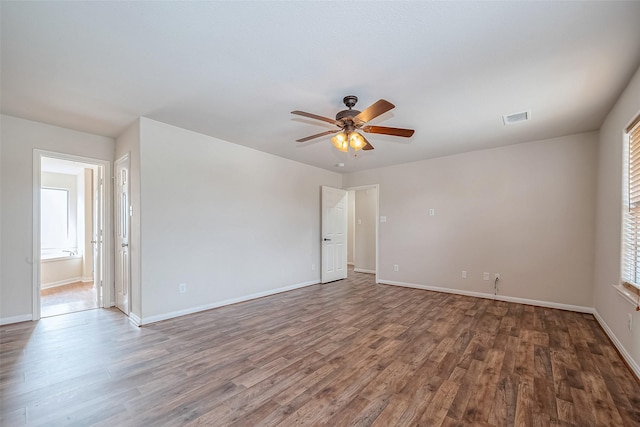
xmin=593 ymin=64 xmax=640 ymax=377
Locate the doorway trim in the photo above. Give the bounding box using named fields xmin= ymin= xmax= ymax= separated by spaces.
xmin=32 ymin=150 xmax=112 ymax=320
xmin=344 ymin=184 xmax=380 ymax=284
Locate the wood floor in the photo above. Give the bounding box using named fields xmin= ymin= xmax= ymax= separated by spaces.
xmin=40 ymin=281 xmax=98 ymax=318
xmin=2 ymin=270 xmax=640 ymax=426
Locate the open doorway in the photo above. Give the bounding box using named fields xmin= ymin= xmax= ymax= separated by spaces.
xmin=33 ymin=151 xmax=111 ymax=320
xmin=346 ymin=185 xmax=379 ymax=281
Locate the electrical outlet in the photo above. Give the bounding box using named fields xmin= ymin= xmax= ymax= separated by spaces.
xmin=483 ymin=272 xmax=490 ymax=281
xmin=394 ymin=264 xmax=399 ymax=272
xmin=312 ymin=264 xmax=316 ymax=271
xmin=628 ymin=313 xmax=633 ymax=331
xmin=179 ymin=283 xmax=187 ymax=294
xmin=462 ymin=270 xmax=467 ymax=279
xmin=494 ymin=273 xmax=501 ymax=280
xmin=428 ymin=208 xmax=435 ymax=216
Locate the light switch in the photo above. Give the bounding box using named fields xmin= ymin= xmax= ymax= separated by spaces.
xmin=380 ymin=216 xmax=387 ymax=223
xmin=358 ymin=219 xmax=362 ymax=225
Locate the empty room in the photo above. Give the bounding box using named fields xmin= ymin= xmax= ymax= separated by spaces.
xmin=2 ymin=1 xmax=640 ymax=426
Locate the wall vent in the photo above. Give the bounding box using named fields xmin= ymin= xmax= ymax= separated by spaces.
xmin=502 ymin=110 xmax=530 ymax=125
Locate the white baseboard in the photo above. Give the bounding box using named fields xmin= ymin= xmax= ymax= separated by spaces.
xmin=354 ymin=268 xmax=376 ymax=274
xmin=41 ymin=277 xmax=85 ymax=289
xmin=593 ymin=309 xmax=640 ymax=380
xmin=128 ymin=312 xmax=141 ymax=327
xmin=138 ymin=280 xmax=320 ymax=326
xmin=81 ymin=276 xmax=93 ymax=283
xmin=378 ymin=279 xmax=593 ymax=313
xmin=0 ymin=314 xmax=33 ymax=325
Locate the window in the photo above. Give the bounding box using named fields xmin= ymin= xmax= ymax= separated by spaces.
xmin=622 ymin=114 xmax=640 ymax=303
xmin=41 ymin=187 xmax=69 ymax=249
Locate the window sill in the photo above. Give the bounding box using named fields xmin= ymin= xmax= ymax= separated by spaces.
xmin=614 ymin=284 xmax=639 ymax=306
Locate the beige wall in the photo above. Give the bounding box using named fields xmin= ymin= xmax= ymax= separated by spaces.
xmin=354 ymin=188 xmax=377 ymax=273
xmin=344 ymin=132 xmax=598 ymax=309
xmin=136 ymin=118 xmax=342 ymax=322
xmin=594 ymin=65 xmax=640 ymax=374
xmin=347 ymin=190 xmax=355 ymax=265
xmin=40 ymin=257 xmax=83 ymax=288
xmin=0 ymin=115 xmax=114 ymax=323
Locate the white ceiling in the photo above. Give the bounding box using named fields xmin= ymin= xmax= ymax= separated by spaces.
xmin=2 ymin=2 xmax=640 ymax=173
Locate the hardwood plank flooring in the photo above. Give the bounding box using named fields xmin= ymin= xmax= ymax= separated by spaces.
xmin=40 ymin=281 xmax=98 ymax=318
xmin=2 ymin=270 xmax=640 ymax=426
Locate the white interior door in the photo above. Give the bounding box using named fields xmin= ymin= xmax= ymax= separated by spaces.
xmin=115 ymin=154 xmax=130 ymax=315
xmin=321 ymin=186 xmax=348 ymax=283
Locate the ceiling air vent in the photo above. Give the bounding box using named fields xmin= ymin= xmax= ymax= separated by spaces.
xmin=502 ymin=110 xmax=530 ymax=125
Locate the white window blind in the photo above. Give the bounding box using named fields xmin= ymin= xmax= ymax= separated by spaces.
xmin=622 ymin=115 xmax=640 ymax=296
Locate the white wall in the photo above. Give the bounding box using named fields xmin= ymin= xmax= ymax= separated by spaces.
xmin=354 ymin=188 xmax=376 ymax=273
xmin=594 ymin=65 xmax=640 ymax=374
xmin=0 ymin=115 xmax=114 ymax=323
xmin=136 ymin=118 xmax=342 ymax=322
xmin=344 ymin=132 xmax=598 ymax=309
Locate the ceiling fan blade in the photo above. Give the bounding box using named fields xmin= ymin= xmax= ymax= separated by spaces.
xmin=355 ymin=99 xmax=395 ymax=123
xmin=291 ymin=110 xmax=337 ymax=125
xmin=296 ymin=129 xmax=340 ymax=142
xmin=361 ymin=134 xmax=374 ymax=150
xmin=362 ymin=125 xmax=415 ymax=138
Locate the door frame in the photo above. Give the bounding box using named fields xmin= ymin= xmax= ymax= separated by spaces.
xmin=344 ymin=184 xmax=380 ymax=284
xmin=32 ymin=150 xmax=112 ymax=320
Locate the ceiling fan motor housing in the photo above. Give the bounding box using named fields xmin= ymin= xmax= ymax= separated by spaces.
xmin=336 ymin=109 xmax=361 ymax=121
xmin=336 ymin=95 xmax=361 ymax=121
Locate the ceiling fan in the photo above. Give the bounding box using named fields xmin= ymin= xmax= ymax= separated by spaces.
xmin=291 ymin=95 xmax=415 ymax=153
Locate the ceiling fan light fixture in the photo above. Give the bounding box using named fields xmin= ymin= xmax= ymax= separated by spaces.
xmin=331 ymin=132 xmax=349 ymax=152
xmin=292 ymin=96 xmax=415 ymax=154
xmin=349 ymin=132 xmax=366 ymax=151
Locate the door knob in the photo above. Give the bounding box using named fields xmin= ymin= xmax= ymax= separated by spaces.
xmin=323 ymin=238 xmax=332 ymax=241
xmin=121 ymin=243 xmax=129 ymax=247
